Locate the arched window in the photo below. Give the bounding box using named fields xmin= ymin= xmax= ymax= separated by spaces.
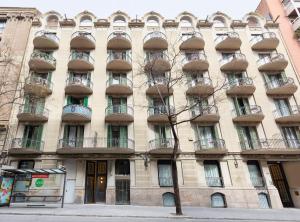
xmin=113 ymin=16 xmax=126 ymax=26
xmin=211 ymin=193 xmax=226 ymax=208
xmin=146 ymin=16 xmax=159 ymax=27
xmin=213 ymin=17 xmax=226 ymax=28
xmin=258 ymin=193 xmax=270 ymax=208
xmin=47 ymin=15 xmax=59 ymax=27
xmin=180 ymin=16 xmax=193 ymax=28
xmin=247 ymin=17 xmax=260 ymax=28
xmin=162 ymin=192 xmax=175 ymax=207
xmin=80 ymin=16 xmax=93 ymax=26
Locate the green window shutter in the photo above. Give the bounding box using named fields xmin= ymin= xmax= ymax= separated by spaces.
xmin=83 ymin=96 xmax=88 ymax=107
xmin=120 ymin=98 xmax=127 ymax=113
xmin=214 ymin=125 xmax=219 ymax=140
xmin=63 ymin=125 xmax=69 ymax=140
xmin=108 ymin=96 xmax=112 ymax=106
xmin=249 ymin=127 xmax=259 ymax=142
xmin=36 ymin=99 xmax=45 ymax=115
xmin=34 ymin=125 xmax=43 ymax=150
xmin=107 ymin=125 xmax=112 ymax=147
xmin=166 ymin=126 xmax=172 ymax=139
xmin=77 ymin=125 xmax=84 ymax=147
xmin=67 ymin=96 xmax=72 ymax=105
xmin=24 ymin=95 xmax=30 ymax=112
xmin=237 ymin=126 xmax=247 ymax=143
xmin=120 ymin=126 xmax=128 ymax=148
xmin=47 ymin=72 xmax=52 ymax=83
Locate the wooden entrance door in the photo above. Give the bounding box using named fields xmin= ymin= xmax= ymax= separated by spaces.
xmin=85 ymin=161 xmax=107 ymax=203
xmin=268 ymin=163 xmax=294 ymax=207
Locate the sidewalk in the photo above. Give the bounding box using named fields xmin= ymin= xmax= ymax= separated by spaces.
xmin=0 ymin=204 xmax=300 ymax=221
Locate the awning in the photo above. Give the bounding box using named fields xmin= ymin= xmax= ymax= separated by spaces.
xmin=2 ymin=168 xmax=66 ymax=175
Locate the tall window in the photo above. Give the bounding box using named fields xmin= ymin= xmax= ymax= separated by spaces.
xmin=195 ymin=125 xmax=218 ymax=149
xmin=281 ymin=126 xmax=300 ymax=148
xmin=258 ymin=193 xmax=270 ymax=208
xmin=154 ymin=125 xmax=172 ymax=147
xmin=247 ymin=161 xmax=264 ymax=187
xmin=0 ymin=19 xmax=6 ymax=33
xmin=67 ymin=96 xmax=88 ymax=107
xmin=204 ymin=161 xmax=223 ymax=187
xmin=63 ymin=125 xmax=84 ymax=147
xmin=107 ymin=125 xmax=128 ymax=148
xmin=158 ymin=160 xmax=173 ymax=187
xmin=274 ymin=99 xmax=291 ymax=117
xmin=237 ymin=126 xmax=260 ymax=150
xmin=23 ymin=125 xmax=43 ymax=150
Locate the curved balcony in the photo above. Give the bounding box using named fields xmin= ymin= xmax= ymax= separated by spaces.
xmin=70 ymin=31 xmax=95 ymax=50
xmin=62 ymin=104 xmax=92 ymax=122
xmin=65 ymin=77 xmax=93 ymax=95
xmin=179 ymin=32 xmax=205 ymax=50
xmin=226 ymin=77 xmax=255 ymax=96
xmin=9 ymin=138 xmax=44 ymax=155
xmin=24 ymin=76 xmax=53 ymax=97
xmin=182 ymin=53 xmax=209 ymax=71
xmin=106 ymin=77 xmax=133 ymax=95
xmin=190 ymin=105 xmax=220 ymax=123
xmin=215 ymin=32 xmax=241 ymax=50
xmin=57 ymin=137 xmax=135 ymax=154
xmin=273 ymin=105 xmax=300 ymax=124
xmin=194 ymin=139 xmax=227 ymax=155
xmin=29 ymin=51 xmax=56 ymax=71
xmin=144 ymin=52 xmax=171 ymax=73
xmin=143 ymin=31 xmax=168 ymax=50
xmin=17 ymin=104 xmax=49 ymax=122
xmin=106 ymin=52 xmax=132 ymax=71
xmin=186 ymin=77 xmax=214 ymax=96
xmin=107 ymin=32 xmax=131 ymax=49
xmin=146 ymin=77 xmax=173 ymax=97
xmin=250 ymin=32 xmax=279 ymax=50
xmin=232 ymin=105 xmax=264 ymax=123
xmin=105 ymin=105 xmax=134 ymax=123
xmin=257 ymin=53 xmax=288 ymax=71
xmin=240 ymin=139 xmax=300 ymax=155
xmin=147 ymin=105 xmax=176 ymax=123
xmin=265 ymin=78 xmax=297 ymax=96
xmin=148 ymin=138 xmax=175 ymax=154
xmin=220 ymin=53 xmax=248 ymax=71
xmin=68 ymin=52 xmax=94 ymax=71
xmin=33 ymin=31 xmax=59 ymax=49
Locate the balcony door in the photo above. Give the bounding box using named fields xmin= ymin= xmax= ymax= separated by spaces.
xmin=67 ymin=96 xmax=88 ymax=107
xmin=227 ymin=72 xmax=244 ymax=85
xmin=70 ymin=72 xmax=89 ymax=85
xmin=108 ymin=97 xmax=127 ymax=113
xmin=110 ymin=73 xmax=126 ymax=85
xmin=274 ymin=99 xmax=291 ymax=117
xmin=154 ymin=125 xmax=172 ymax=147
xmin=63 ymin=125 xmax=84 ymax=147
xmin=233 ymin=97 xmax=250 ymax=115
xmin=24 ymin=96 xmax=45 ymax=114
xmin=281 ymin=127 xmax=300 ymax=148
xmin=204 ymin=161 xmax=222 ymax=187
xmin=107 ymin=125 xmax=128 ymax=148
xmin=23 ymin=125 xmax=43 ymax=149
xmin=196 ymin=126 xmax=217 ymax=149
xmin=237 ymin=126 xmax=259 ymax=150
xmin=264 ymin=73 xmax=283 ymax=88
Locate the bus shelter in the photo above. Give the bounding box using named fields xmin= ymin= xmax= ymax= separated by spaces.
xmin=0 ymin=168 xmax=66 ymax=208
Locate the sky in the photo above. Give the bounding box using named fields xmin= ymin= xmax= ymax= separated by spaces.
xmin=1 ymin=0 xmax=260 ymax=19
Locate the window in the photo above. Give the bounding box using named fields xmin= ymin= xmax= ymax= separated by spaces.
xmin=23 ymin=125 xmax=43 ymax=150
xmin=162 ymin=192 xmax=175 ymax=206
xmin=204 ymin=161 xmax=223 ymax=187
xmin=264 ymin=73 xmax=286 ymax=89
xmin=180 ymin=17 xmax=192 ymax=28
xmin=18 ymin=160 xmax=34 ymax=169
xmin=67 ymin=96 xmax=88 ymax=107
xmin=69 ymin=72 xmax=90 ymax=87
xmin=107 ymin=125 xmax=128 ymax=148
xmin=213 ymin=17 xmax=226 ymax=28
xmin=247 ymin=161 xmax=264 ymax=187
xmin=258 ymin=193 xmax=270 ymax=208
xmin=113 ymin=16 xmax=126 ymax=26
xmin=281 ymin=127 xmax=300 ymax=148
xmin=233 ymin=97 xmax=251 ymax=116
xmin=247 ymin=17 xmax=260 ymax=28
xmin=146 ymin=16 xmax=159 ymax=27
xmin=274 ymin=99 xmax=291 ymax=117
xmin=108 ymin=96 xmax=127 ymax=114
xmin=237 ymin=126 xmax=260 ymax=150
xmin=154 ymin=125 xmax=172 ymax=146
xmin=115 ymin=159 xmax=130 ymax=175
xmin=227 ymin=72 xmax=246 ymax=86
xmin=211 ymin=193 xmax=226 ymax=208
xmin=0 ymin=20 xmax=6 ymax=33
xmin=196 ymin=126 xmax=218 ymax=149
xmin=63 ymin=125 xmax=84 ymax=147
xmin=158 ymin=160 xmax=173 ymax=187
xmin=80 ymin=16 xmax=93 ymax=26
xmin=46 ymin=15 xmax=59 ymax=27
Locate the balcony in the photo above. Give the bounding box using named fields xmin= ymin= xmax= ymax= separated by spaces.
xmin=68 ymin=52 xmax=94 ymax=71
xmin=17 ymin=104 xmax=49 ymax=122
xmin=65 ymin=77 xmax=93 ymax=95
xmin=144 ymin=52 xmax=171 ymax=73
xmin=182 ymin=53 xmax=209 ymax=71
xmin=273 ymin=105 xmax=300 ymax=124
xmin=292 ymin=17 xmax=300 ymax=37
xmin=220 ymin=53 xmax=248 ymax=71
xmin=265 ymin=77 xmax=297 ymax=96
xmin=70 ymin=31 xmax=95 ymax=50
xmin=190 ymin=105 xmax=220 ymax=123
xmin=143 ymin=31 xmax=168 ymax=50
xmin=232 ymin=105 xmax=264 ymax=123
xmin=29 ymin=51 xmax=56 ymax=71
xmin=179 ymin=32 xmax=205 ymax=50
xmin=215 ymin=32 xmax=241 ymax=50
xmin=106 ymin=52 xmax=132 ymax=71
xmin=105 ymin=105 xmax=134 ymax=123
xmin=106 ymin=78 xmax=133 ymax=95
xmin=148 ymin=138 xmax=175 ymax=154
xmin=33 ymin=31 xmax=59 ymax=49
xmin=57 ymin=137 xmax=134 ymax=154
xmin=9 ymin=138 xmax=44 ymax=155
xmin=146 ymin=77 xmax=173 ymax=97
xmin=250 ymin=32 xmax=279 ymax=50
xmin=147 ymin=105 xmax=176 ymax=123
xmin=194 ymin=139 xmax=227 ymax=155
xmin=186 ymin=77 xmax=214 ymax=96
xmin=107 ymin=32 xmax=131 ymax=49
xmin=62 ymin=104 xmax=92 ymax=122
xmin=257 ymin=53 xmax=288 ymax=71
xmin=283 ymin=0 xmax=300 ymax=16
xmin=24 ymin=76 xmax=52 ymax=97
xmin=226 ymin=78 xmax=256 ymax=96
xmin=240 ymin=139 xmax=300 ymax=155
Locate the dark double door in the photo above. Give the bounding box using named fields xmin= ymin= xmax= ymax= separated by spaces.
xmin=268 ymin=163 xmax=294 ymax=208
xmin=85 ymin=161 xmax=107 ymax=203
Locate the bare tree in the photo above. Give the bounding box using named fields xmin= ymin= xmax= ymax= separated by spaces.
xmin=135 ymin=36 xmax=227 ymax=215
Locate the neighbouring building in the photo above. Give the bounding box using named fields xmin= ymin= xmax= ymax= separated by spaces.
xmin=5 ymin=9 xmax=300 ymax=208
xmin=0 ymin=7 xmax=40 ymax=162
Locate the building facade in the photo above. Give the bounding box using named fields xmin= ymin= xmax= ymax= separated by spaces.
xmin=0 ymin=7 xmax=40 ymax=161
xmin=257 ymin=0 xmax=300 ymax=79
xmin=5 ymin=10 xmax=300 ymax=208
